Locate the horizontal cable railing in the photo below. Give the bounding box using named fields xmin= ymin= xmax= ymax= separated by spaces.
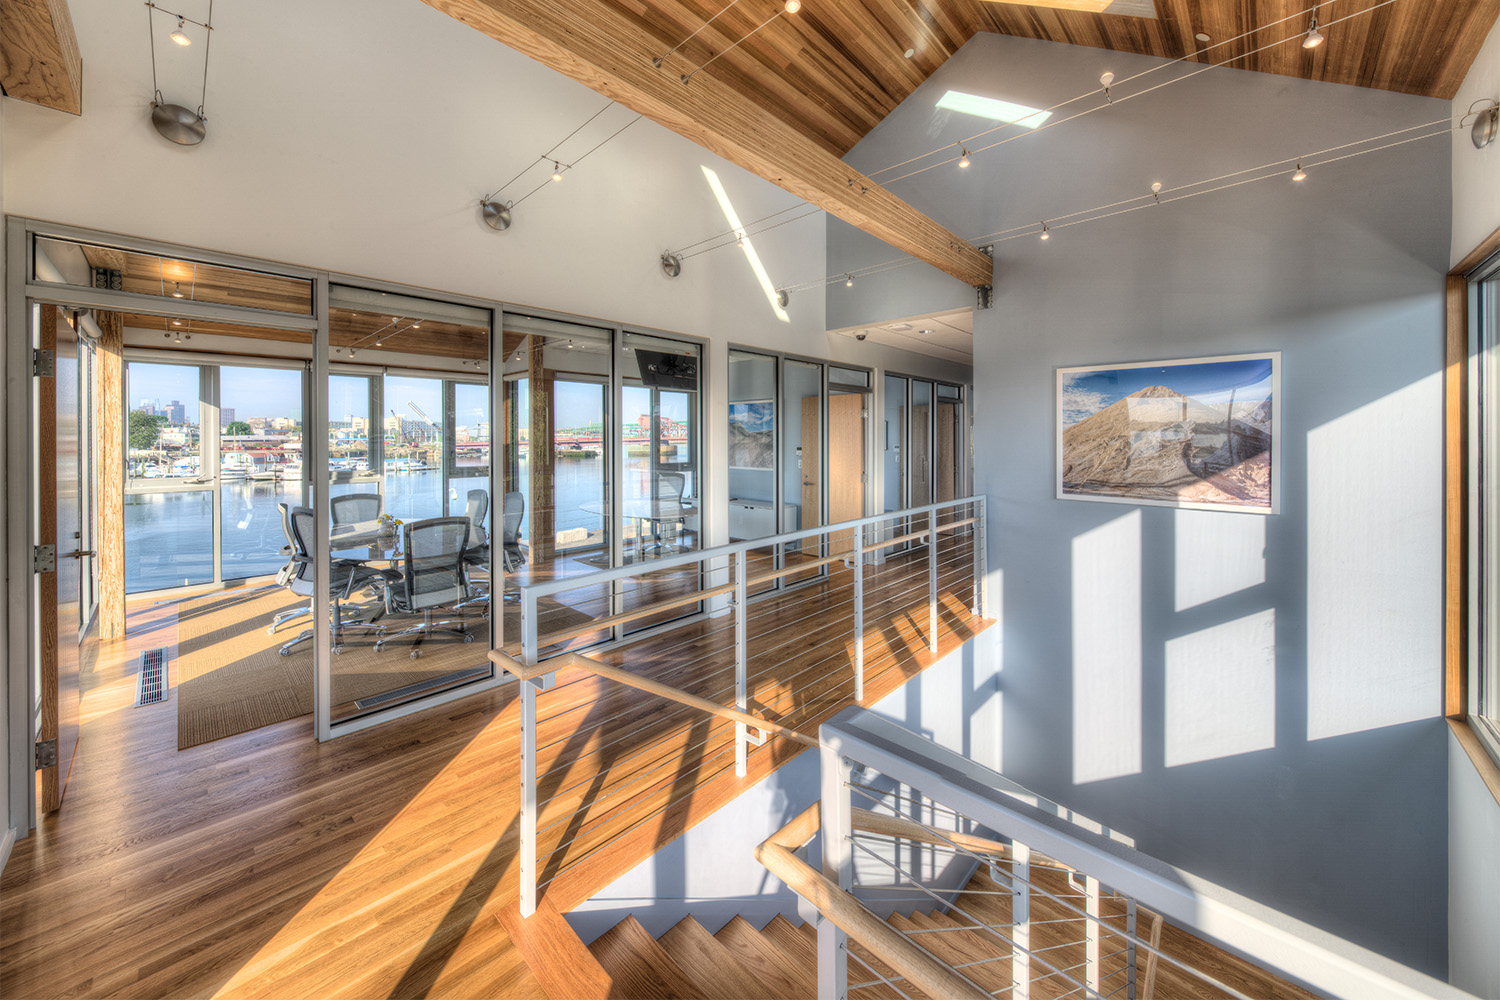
xmin=489 ymin=496 xmax=988 ymax=916
xmin=767 ymin=707 xmax=1480 ymax=1000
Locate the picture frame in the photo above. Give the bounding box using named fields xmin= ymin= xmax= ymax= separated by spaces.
xmin=1056 ymin=352 xmax=1280 ymax=514
xmin=728 ymin=399 xmax=776 ymax=470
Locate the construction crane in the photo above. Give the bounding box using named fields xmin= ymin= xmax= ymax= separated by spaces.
xmin=389 ymin=408 xmax=416 ymax=448
xmin=407 ymin=401 xmax=440 ymax=436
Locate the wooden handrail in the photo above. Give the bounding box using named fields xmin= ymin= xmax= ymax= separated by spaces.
xmin=758 ymin=803 xmax=1164 ymax=1000
xmin=756 ymin=803 xmax=993 ymax=1000
xmin=489 ymin=649 xmax=818 ymax=747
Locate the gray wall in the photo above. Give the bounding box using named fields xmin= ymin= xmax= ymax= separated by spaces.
xmin=831 ymin=33 xmax=1453 ymax=974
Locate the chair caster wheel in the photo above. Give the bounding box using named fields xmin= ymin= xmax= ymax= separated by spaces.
xmin=279 ymin=648 xmax=291 ymax=657
xmin=266 ymin=626 xmax=277 ymax=636
xmin=463 ymin=633 xmax=474 ymax=643
xmin=410 ymin=649 xmax=423 ymax=660
xmin=333 ymin=646 xmax=344 ymax=654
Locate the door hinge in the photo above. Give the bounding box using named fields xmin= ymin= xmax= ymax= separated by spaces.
xmin=34 ymin=738 xmax=57 ymax=770
xmin=34 ymin=544 xmax=56 ymax=573
xmin=33 ymin=349 xmax=55 ymax=377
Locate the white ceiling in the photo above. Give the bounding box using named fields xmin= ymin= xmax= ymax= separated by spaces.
xmin=828 ymin=308 xmax=974 ymax=364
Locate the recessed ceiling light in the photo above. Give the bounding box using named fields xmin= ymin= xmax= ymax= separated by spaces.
xmin=936 ymin=90 xmax=1051 ymax=128
xmin=919 ymin=328 xmax=935 ymax=335
xmin=1195 ymin=32 xmax=1211 ymax=42
xmin=904 ymin=47 xmax=915 ymax=59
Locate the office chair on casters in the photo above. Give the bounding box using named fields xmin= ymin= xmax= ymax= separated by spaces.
xmin=268 ymin=501 xmax=314 ymax=634
xmin=454 ymin=489 xmax=492 ymax=617
xmin=501 ymin=491 xmax=528 ymax=573
xmin=330 ymin=492 xmax=382 ymax=537
xmin=375 ymin=516 xmax=475 ymax=658
xmin=647 ymin=472 xmax=687 ymax=556
xmin=278 ymin=507 xmax=389 ymax=656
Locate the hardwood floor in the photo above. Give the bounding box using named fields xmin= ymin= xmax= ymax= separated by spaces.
xmin=0 ymin=536 xmax=988 ymax=998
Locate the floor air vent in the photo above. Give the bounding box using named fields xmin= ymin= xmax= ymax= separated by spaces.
xmin=135 ymin=648 xmax=168 ymax=706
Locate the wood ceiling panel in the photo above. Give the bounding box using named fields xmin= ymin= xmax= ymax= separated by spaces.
xmin=0 ymin=0 xmax=83 ymax=114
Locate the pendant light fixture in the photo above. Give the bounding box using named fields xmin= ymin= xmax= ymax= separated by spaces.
xmin=1302 ymin=6 xmax=1325 ymax=49
xmin=958 ymin=145 xmax=971 ymax=169
xmin=551 ymin=162 xmax=564 ymax=182
xmin=1039 ymin=222 xmax=1050 ymax=241
xmin=1292 ymin=159 xmax=1307 ymax=181
xmin=845 ymin=273 xmax=854 ymax=287
xmin=146 ymin=1 xmax=215 ymax=146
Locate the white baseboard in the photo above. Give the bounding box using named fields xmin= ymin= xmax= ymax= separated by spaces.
xmin=0 ymin=825 xmax=15 ymax=877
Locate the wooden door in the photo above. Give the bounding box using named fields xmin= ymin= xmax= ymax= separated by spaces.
xmin=800 ymin=396 xmax=821 ymax=531
xmin=827 ymin=394 xmax=865 ymax=554
xmin=37 ymin=305 xmax=92 ymax=814
xmin=936 ymin=402 xmax=958 ymax=504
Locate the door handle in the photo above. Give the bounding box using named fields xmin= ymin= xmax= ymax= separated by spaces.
xmin=65 ymin=550 xmax=95 ymax=559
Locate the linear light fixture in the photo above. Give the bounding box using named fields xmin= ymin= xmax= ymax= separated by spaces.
xmin=936 ymin=91 xmax=1052 ymax=129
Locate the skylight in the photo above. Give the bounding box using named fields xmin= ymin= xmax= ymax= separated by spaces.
xmin=936 ymin=91 xmax=1051 ymax=128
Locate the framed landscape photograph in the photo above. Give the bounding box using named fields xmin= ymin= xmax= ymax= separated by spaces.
xmin=1056 ymin=352 xmax=1279 ymax=514
xmin=728 ymin=400 xmax=775 ymax=470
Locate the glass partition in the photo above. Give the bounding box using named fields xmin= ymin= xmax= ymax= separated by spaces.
xmin=219 ymin=365 xmax=303 ymax=581
xmin=936 ymin=383 xmax=963 ymax=504
xmin=910 ymin=380 xmax=933 ymax=508
xmin=784 ymin=359 xmax=823 ymax=583
xmin=324 ymin=284 xmax=494 ymax=724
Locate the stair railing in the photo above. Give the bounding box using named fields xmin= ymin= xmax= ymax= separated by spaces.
xmin=490 ymin=496 xmax=987 ymax=917
xmin=771 ymin=706 xmax=1480 ymax=1000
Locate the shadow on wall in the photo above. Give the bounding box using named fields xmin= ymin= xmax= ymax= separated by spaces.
xmin=1002 ymin=366 xmax=1447 ymax=976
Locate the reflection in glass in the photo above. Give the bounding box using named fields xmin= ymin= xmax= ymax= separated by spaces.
xmin=124 ymin=491 xmax=213 ymax=592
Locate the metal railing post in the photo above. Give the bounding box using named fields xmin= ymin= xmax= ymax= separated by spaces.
xmin=520 ymin=592 xmax=544 ymax=917
xmin=735 ymin=551 xmax=749 ymax=778
xmin=928 ymin=512 xmax=939 ymax=653
xmin=1013 ymin=839 xmax=1031 ymax=1000
xmin=1085 ymin=874 xmax=1101 ymax=995
xmin=853 ymin=522 xmax=864 ymax=702
xmin=973 ymin=497 xmax=986 ymax=618
xmin=1126 ymin=897 xmax=1139 ymax=1000
xmin=819 ymin=743 xmax=853 ymax=1000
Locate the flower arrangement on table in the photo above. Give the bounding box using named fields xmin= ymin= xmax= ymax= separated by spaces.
xmin=376 ymin=513 xmax=403 ymax=538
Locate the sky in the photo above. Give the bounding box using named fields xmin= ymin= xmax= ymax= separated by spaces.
xmin=1060 ymin=357 xmax=1274 ymax=427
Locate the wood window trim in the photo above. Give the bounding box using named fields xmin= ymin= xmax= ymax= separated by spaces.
xmin=1447 ymin=221 xmax=1500 ymax=809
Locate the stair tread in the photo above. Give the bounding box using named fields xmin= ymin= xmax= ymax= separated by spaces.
xmin=588 ymin=915 xmax=707 ymax=1000
xmin=905 ymin=910 xmax=1014 ymax=996
xmin=714 ymin=915 xmax=815 ymax=1000
xmin=758 ymin=914 xmax=815 ymax=969
xmin=658 ymin=917 xmax=780 ymax=1000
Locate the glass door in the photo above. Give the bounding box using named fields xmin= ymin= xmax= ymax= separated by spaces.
xmin=219 ymin=365 xmax=305 ymax=581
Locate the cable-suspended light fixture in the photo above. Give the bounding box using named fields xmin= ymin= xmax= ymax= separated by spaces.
xmin=958 ymin=145 xmax=971 ymax=169
xmin=845 ymin=273 xmax=854 ymax=287
xmin=146 ymin=1 xmax=215 ymax=146
xmin=1292 ymin=159 xmax=1307 ymax=181
xmin=1303 ymin=6 xmax=1325 ymax=49
xmin=551 ymin=161 xmax=564 ymax=182
xmin=1039 ymin=222 xmax=1050 ymax=241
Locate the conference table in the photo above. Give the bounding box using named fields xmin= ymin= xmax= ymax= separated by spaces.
xmin=578 ymin=498 xmax=697 ymax=563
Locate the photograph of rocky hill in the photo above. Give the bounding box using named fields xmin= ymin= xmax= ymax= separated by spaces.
xmin=1057 ymin=355 xmax=1276 ymax=511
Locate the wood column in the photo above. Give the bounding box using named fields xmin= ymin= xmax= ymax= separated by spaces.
xmin=94 ymin=311 xmax=126 ymax=641
xmin=528 ymin=336 xmax=555 ymax=563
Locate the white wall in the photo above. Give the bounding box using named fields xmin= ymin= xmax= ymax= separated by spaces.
xmin=1452 ymin=17 xmax=1500 ymax=267
xmin=830 ymin=33 xmax=1454 ymax=975
xmin=1448 ymin=19 xmax=1500 ymax=996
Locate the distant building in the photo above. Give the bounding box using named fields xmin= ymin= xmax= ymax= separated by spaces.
xmin=167 ymin=400 xmax=186 ymax=424
xmin=220 ymin=407 xmax=235 ymax=428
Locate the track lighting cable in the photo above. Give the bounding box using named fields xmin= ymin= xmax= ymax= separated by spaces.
xmin=654 ymin=0 xmax=750 ymax=67
xmin=675 ymin=206 xmax=825 ymax=260
xmin=869 ymin=0 xmax=1400 ymax=185
xmin=679 ymin=2 xmax=798 ymax=84
xmin=774 ymin=114 xmax=1458 ymax=293
xmin=509 ymin=114 xmax=644 ymax=208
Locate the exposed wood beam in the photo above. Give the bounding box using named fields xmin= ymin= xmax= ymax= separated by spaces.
xmin=421 ymin=0 xmax=993 ymax=287
xmin=0 ymin=0 xmax=83 ymax=115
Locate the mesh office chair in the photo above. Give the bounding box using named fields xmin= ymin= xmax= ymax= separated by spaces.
xmin=267 ymin=501 xmax=313 ymax=634
xmin=278 ymin=507 xmax=388 ymax=656
xmin=500 ymin=491 xmax=528 ymax=573
xmin=330 ymin=492 xmax=382 ymax=540
xmin=647 ymin=472 xmax=687 ymax=555
xmin=454 ymin=489 xmax=491 ymax=616
xmin=375 ymin=516 xmax=475 ymax=658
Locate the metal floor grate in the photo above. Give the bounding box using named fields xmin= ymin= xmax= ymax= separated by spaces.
xmin=134 ymin=648 xmax=168 ymax=706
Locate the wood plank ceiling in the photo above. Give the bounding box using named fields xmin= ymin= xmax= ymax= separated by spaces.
xmin=599 ymin=0 xmax=1500 ymax=160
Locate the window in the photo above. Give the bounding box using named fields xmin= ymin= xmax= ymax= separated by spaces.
xmin=1471 ymin=249 xmax=1500 ymax=765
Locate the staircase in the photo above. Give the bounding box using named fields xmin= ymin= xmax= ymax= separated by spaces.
xmin=580 ymin=862 xmax=1325 ymax=1000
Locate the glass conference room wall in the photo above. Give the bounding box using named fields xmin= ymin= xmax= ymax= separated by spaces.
xmin=322 ymin=285 xmax=496 ymax=724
